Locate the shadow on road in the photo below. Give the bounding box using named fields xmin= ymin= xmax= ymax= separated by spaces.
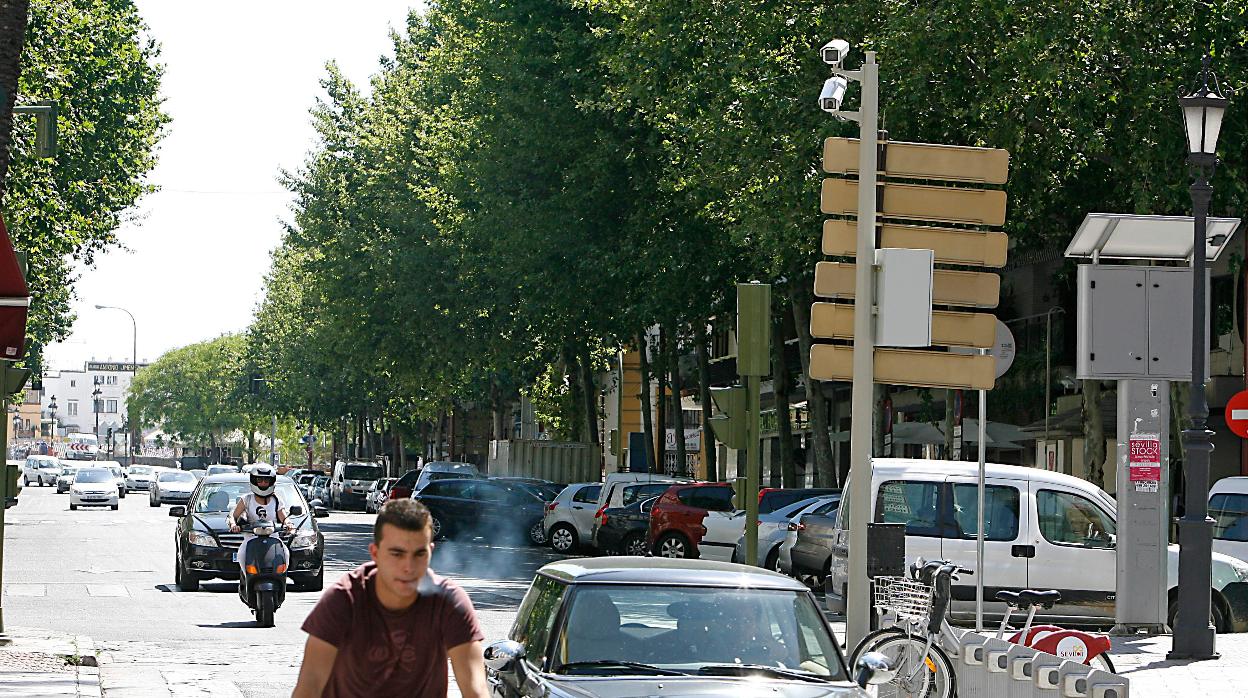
xmin=195 ymin=621 xmax=261 ymax=629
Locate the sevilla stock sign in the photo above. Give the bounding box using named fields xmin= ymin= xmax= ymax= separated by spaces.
xmin=0 ymin=214 xmax=29 ymax=360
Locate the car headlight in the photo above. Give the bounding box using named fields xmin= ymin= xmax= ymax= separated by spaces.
xmin=188 ymin=531 xmax=217 ymax=548
xmin=290 ymin=531 xmax=317 ymax=550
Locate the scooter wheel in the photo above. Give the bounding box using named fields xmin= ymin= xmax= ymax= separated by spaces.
xmin=255 ymin=590 xmax=276 ymax=628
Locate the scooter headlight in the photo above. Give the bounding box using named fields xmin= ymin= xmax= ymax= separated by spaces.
xmin=188 ymin=531 xmax=217 ymax=548
xmin=290 ymin=531 xmax=317 ymax=550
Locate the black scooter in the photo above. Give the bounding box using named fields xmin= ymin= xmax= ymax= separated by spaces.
xmin=237 ymin=511 xmax=297 ymax=627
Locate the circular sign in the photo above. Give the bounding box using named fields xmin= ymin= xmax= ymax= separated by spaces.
xmin=991 ymin=320 xmax=1016 ymax=379
xmin=1225 ymin=390 xmax=1248 ymax=439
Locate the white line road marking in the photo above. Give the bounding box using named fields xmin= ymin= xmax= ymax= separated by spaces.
xmin=86 ymin=584 xmax=130 ymax=597
xmin=6 ymin=584 xmax=46 ymax=596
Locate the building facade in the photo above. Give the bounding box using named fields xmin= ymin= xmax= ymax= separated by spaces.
xmin=39 ymin=361 xmax=147 ymax=444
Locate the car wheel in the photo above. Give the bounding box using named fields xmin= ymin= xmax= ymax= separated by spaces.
xmin=655 ymin=532 xmax=692 ymax=559
xmin=294 ymin=566 xmax=324 ymax=592
xmin=549 ymin=524 xmax=577 ymax=554
xmin=430 ymin=512 xmax=446 ymax=540
xmin=764 ymin=545 xmax=781 ymax=572
xmin=528 ymin=521 xmax=547 ymax=546
xmin=1168 ymin=593 xmax=1227 ymax=633
xmin=149 ymin=493 xmax=159 ymax=507
xmin=69 ymin=504 xmax=77 ymax=511
xmin=623 ymin=532 xmax=649 ymax=557
xmin=111 ymin=503 xmax=119 ymax=510
xmin=176 ymin=554 xmax=199 ymax=592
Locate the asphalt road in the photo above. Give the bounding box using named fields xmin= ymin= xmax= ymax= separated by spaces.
xmin=2 ymin=483 xmax=571 ymax=696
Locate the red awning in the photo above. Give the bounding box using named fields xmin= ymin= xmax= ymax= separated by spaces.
xmin=0 ymin=213 xmax=30 ymax=360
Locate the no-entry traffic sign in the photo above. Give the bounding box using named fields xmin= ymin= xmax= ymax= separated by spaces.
xmin=1226 ymin=390 xmax=1248 ymax=439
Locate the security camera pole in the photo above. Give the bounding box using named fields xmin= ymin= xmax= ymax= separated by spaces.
xmin=820 ymin=50 xmax=880 ymax=646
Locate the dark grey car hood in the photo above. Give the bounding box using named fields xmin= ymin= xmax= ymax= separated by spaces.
xmin=533 ymin=675 xmax=867 ymax=697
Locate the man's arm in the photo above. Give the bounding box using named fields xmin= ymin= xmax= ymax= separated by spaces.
xmin=291 ymin=635 xmax=338 ymax=698
xmin=448 ymin=640 xmax=488 ymax=698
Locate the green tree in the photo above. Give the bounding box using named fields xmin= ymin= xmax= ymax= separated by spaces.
xmin=128 ymin=335 xmax=246 ymax=456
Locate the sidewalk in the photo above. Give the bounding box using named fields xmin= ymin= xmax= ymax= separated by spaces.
xmin=1110 ymin=632 xmax=1248 ymax=697
xmin=0 ymin=626 xmax=101 ymax=697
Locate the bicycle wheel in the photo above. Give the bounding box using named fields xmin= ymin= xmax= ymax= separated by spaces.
xmin=849 ymin=627 xmax=909 ymax=668
xmin=1089 ymin=652 xmax=1115 ymax=673
xmin=864 ymin=633 xmax=957 ymax=698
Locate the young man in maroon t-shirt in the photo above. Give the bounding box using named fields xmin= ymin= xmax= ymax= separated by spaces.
xmin=292 ymin=499 xmax=487 ymax=698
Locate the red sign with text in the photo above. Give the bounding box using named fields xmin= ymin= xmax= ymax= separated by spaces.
xmin=1226 ymin=390 xmax=1248 ymax=439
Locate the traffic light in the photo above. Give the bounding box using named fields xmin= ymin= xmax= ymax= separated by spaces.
xmin=106 ymin=427 xmax=113 ymax=441
xmin=708 ymin=385 xmax=747 ymax=450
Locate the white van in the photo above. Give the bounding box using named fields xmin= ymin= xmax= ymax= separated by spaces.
xmin=1211 ymin=476 xmax=1248 ymax=564
xmin=825 ymin=458 xmax=1248 ymax=630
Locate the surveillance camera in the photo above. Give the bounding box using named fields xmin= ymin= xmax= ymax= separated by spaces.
xmin=819 ymin=76 xmax=848 ymax=112
xmin=821 ymin=39 xmax=850 ymax=68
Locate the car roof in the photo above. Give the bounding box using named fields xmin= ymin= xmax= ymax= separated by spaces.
xmin=869 ymin=458 xmax=1109 ymax=491
xmin=202 ymin=473 xmax=295 ymax=483
xmin=538 ymin=557 xmax=809 ymax=591
xmin=1211 ymin=476 xmax=1248 ymax=496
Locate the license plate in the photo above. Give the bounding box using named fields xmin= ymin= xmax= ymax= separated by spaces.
xmin=231 ymin=552 xmax=238 ymax=562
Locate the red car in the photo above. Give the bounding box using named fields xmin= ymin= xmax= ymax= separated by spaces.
xmin=646 ymin=482 xmax=742 ymax=561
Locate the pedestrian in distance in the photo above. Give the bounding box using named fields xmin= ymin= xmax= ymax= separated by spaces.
xmin=292 ymin=499 xmax=487 ymax=698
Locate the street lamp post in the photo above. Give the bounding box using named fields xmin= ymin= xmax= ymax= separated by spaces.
xmin=92 ymin=385 xmax=101 ymax=443
xmin=1170 ymin=54 xmax=1229 ymax=661
xmin=96 ymin=304 xmax=137 ymax=454
xmin=48 ymin=395 xmax=56 ymax=446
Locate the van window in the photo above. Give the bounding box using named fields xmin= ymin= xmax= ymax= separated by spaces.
xmin=875 ymin=481 xmax=942 ymax=537
xmin=1211 ymin=493 xmax=1248 ymax=542
xmin=950 ymin=484 xmax=1020 ymax=541
xmin=572 ymin=485 xmax=601 ymax=504
xmin=1037 ymin=489 xmax=1116 ymax=548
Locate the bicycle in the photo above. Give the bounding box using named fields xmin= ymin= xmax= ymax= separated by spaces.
xmin=992 ymin=589 xmax=1115 ymax=673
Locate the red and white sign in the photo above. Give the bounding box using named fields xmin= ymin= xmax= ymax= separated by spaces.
xmin=1226 ymin=390 xmax=1248 ymax=439
xmin=1128 ymin=432 xmax=1161 ymax=493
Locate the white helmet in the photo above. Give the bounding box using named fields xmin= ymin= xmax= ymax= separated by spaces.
xmin=250 ymin=465 xmax=277 ymax=497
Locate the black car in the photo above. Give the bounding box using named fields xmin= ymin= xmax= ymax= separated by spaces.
xmin=170 ymin=473 xmax=328 ymax=592
xmin=415 ymin=478 xmax=547 ymax=545
xmin=492 ymin=477 xmax=565 ymax=503
xmin=595 ymin=496 xmax=658 ymax=556
xmin=486 ymin=558 xmax=885 ymax=697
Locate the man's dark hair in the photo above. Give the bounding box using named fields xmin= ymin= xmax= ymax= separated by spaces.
xmin=374 ymin=499 xmax=431 ymax=544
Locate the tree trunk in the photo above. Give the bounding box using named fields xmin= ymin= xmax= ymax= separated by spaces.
xmin=656 ymin=326 xmax=668 ymax=474
xmin=944 ymin=390 xmax=955 ymax=459
xmin=434 ymin=411 xmax=444 ymax=462
xmin=773 ymin=308 xmax=796 ymax=488
xmin=671 ymin=330 xmax=687 ymax=478
xmin=448 ymin=407 xmax=457 ymax=462
xmin=563 ymin=345 xmax=586 ymax=442
xmin=580 ymin=345 xmax=599 ymax=447
xmin=636 ymin=331 xmax=657 ymax=473
xmin=0 ymin=0 xmax=30 ymax=205
xmin=1082 ymin=380 xmax=1106 ymax=487
xmin=789 ymin=282 xmax=837 ymax=487
xmin=695 ymin=322 xmax=717 ymax=481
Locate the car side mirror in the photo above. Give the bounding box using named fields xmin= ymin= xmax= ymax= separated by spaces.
xmin=484 ymin=640 xmax=526 ymax=682
xmin=314 ymin=506 xmax=329 ymax=518
xmin=854 ymin=651 xmax=894 ymax=688
xmin=169 ymin=506 xmax=186 ymax=517
xmin=288 ymin=505 xmax=304 ymax=517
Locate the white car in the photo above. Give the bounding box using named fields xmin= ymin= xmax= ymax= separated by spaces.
xmin=22 ymin=455 xmax=61 ymax=486
xmin=542 ymin=482 xmax=602 ymax=553
xmin=149 ymin=469 xmax=197 ymax=506
xmin=124 ymin=465 xmax=157 ymax=492
xmin=1211 ymin=476 xmax=1248 ymax=564
xmin=97 ymin=461 xmax=127 ymax=499
xmin=734 ymin=494 xmax=840 ymax=569
xmin=56 ymin=465 xmax=80 ymax=493
xmin=69 ymin=467 xmax=119 ymax=510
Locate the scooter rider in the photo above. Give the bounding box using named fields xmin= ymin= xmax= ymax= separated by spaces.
xmin=227 ymin=465 xmax=293 ymax=571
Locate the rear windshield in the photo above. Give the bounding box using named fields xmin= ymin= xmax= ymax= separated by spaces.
xmin=1212 ymin=493 xmax=1248 ymax=542
xmin=343 ymin=464 xmax=383 ymax=480
xmin=130 ymin=467 xmax=151 ymax=475
xmin=75 ymin=469 xmax=111 ymax=483
xmin=159 ymin=471 xmax=195 ymax=482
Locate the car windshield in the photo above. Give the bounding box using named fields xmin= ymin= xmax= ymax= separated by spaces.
xmin=60 ymin=467 xmax=76 ymax=475
xmin=343 ymin=464 xmax=382 ymax=480
xmin=75 ymin=469 xmax=111 ymax=484
xmin=550 ymin=584 xmax=846 ymax=679
xmin=207 ymin=466 xmax=234 ymax=475
xmin=159 ymin=471 xmax=195 ymax=483
xmin=130 ymin=467 xmax=151 ymax=475
xmin=190 ymin=481 xmax=302 ymax=513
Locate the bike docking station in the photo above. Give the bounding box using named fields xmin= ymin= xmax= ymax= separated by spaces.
xmin=954 ymin=631 xmax=1127 ymax=698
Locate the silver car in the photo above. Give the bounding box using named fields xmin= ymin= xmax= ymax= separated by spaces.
xmin=542 ymin=482 xmax=602 ymax=554
xmin=124 ymin=465 xmax=156 ymax=492
xmin=149 ymin=469 xmax=198 ymax=506
xmin=56 ymin=465 xmax=79 ymax=493
xmin=734 ymin=495 xmax=840 ymax=570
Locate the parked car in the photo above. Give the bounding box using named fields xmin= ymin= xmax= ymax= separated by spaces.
xmin=591 ymin=475 xmax=688 ymax=551
xmin=99 ymin=462 xmax=127 ymax=499
xmin=595 ymin=496 xmax=659 ymax=556
xmin=309 ymin=476 xmax=330 ymax=505
xmin=497 ymin=478 xmax=564 ymax=504
xmin=296 ymin=473 xmax=317 ymax=499
xmin=414 ymin=478 xmax=547 ymax=545
xmin=824 ymin=458 xmax=1248 ymax=631
xmin=329 ymin=461 xmax=384 ymax=510
xmin=411 ymin=461 xmax=483 ymax=495
xmin=779 ymin=497 xmax=844 ymax=577
xmin=542 ymin=482 xmax=602 ymax=554
xmin=55 ymin=465 xmax=79 ymax=493
xmin=386 ymin=468 xmax=423 ymax=503
xmin=736 ymin=494 xmax=840 ymax=570
xmin=149 ymin=468 xmax=198 ymax=506
xmin=22 ymin=455 xmax=61 ymax=486
xmin=758 ymin=488 xmax=841 ymax=515
xmin=69 ymin=467 xmax=119 ymax=511
xmin=366 ymin=477 xmax=397 ymax=514
xmin=486 ymin=557 xmax=881 ymax=697
xmin=1211 ymin=476 xmax=1248 ymax=563
xmin=647 ymin=482 xmax=743 ymax=561
xmin=169 ymin=473 xmax=327 ymax=592
xmin=124 ymin=465 xmax=157 ymax=492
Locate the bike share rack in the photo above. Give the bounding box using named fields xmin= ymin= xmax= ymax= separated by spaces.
xmin=953 ymin=631 xmax=1129 ymax=698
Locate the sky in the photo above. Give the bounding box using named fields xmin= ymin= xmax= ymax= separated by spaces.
xmin=43 ymin=1 xmax=420 ymax=371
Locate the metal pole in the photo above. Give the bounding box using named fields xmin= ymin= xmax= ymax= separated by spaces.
xmin=745 ymin=374 xmax=761 ymax=565
xmin=977 ymin=384 xmax=987 ymax=632
xmin=846 ymin=51 xmax=879 ymax=647
xmin=0 ymin=363 xmax=10 ymax=644
xmin=271 ymin=413 xmax=278 ymax=466
xmin=1169 ymin=172 xmax=1219 ymax=660
xmin=1045 ymin=310 xmax=1052 ymax=446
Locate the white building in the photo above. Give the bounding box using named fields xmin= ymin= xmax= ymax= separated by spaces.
xmin=40 ymin=360 xmax=147 ymax=441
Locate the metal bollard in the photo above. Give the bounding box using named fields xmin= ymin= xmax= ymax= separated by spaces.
xmin=1057 ymin=660 xmax=1094 ymax=697
xmin=1086 ymin=668 xmax=1128 ymax=698
xmin=1006 ymin=645 xmax=1040 ymax=698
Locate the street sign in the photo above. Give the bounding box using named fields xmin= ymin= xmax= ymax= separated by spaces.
xmin=814 ymin=261 xmax=1000 ymax=308
xmin=809 ymin=343 xmax=996 ymax=390
xmin=1128 ymin=431 xmax=1162 ymax=493
xmin=949 ymin=318 xmax=1017 ymax=376
xmin=810 ymin=302 xmax=996 ymax=348
xmin=1225 ymin=390 xmax=1248 ymax=439
xmin=823 ymin=220 xmax=1008 ymax=267
xmin=823 ymin=137 xmax=1009 ymax=184
xmin=821 ymin=178 xmax=1007 ymax=226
